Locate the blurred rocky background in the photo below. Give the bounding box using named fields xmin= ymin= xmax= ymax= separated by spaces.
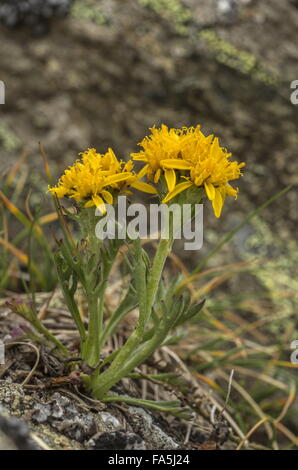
xmin=0 ymin=0 xmax=297 ymax=300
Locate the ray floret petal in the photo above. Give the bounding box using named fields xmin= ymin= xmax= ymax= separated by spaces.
xmin=132 ymin=125 xmax=245 ymax=217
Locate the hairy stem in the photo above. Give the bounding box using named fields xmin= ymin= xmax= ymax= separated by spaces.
xmin=89 ymin=236 xmax=173 ymax=398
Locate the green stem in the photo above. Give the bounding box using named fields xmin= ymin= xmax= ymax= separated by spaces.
xmin=145 ymin=237 xmax=173 ymax=320
xmin=82 ymin=287 xmax=104 ymax=367
xmin=97 ymin=291 xmax=137 ymax=352
xmin=89 ymin=236 xmax=173 ymax=398
xmin=92 ymin=297 xmax=175 ymax=398
xmin=100 ymin=394 xmax=190 ymax=417
xmin=81 ymin=246 xmax=116 ymax=367
xmin=33 ymin=318 xmax=69 ymax=356
xmin=78 ymin=208 xmax=106 ymax=367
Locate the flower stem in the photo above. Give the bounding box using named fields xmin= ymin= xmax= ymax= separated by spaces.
xmin=89 ymin=236 xmax=173 ymax=398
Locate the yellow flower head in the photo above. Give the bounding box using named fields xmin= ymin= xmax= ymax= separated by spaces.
xmin=49 ymin=148 xmax=156 ymax=213
xmin=132 ymin=125 xmax=245 ymax=217
xmin=131 ymin=124 xmax=186 ymax=193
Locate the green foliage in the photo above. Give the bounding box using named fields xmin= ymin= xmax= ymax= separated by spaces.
xmin=71 ymin=0 xmax=107 ymax=25
xmin=0 ymin=124 xmax=21 ymax=152
xmin=1 ymin=155 xmax=296 ymax=442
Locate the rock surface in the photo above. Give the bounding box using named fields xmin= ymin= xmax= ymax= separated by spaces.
xmin=0 ymin=381 xmax=184 ymax=450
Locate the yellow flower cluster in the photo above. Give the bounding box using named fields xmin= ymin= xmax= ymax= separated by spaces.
xmin=49 ymin=148 xmax=156 ymax=213
xmin=49 ymin=125 xmax=245 ymax=218
xmin=131 ymin=125 xmax=245 ymax=217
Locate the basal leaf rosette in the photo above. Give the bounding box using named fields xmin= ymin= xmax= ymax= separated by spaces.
xmin=49 ymin=147 xmax=156 ymax=213
xmin=131 ymin=125 xmax=245 ymax=217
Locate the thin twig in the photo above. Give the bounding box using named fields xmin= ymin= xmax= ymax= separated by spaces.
xmin=5 ymin=341 xmax=40 ymax=386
